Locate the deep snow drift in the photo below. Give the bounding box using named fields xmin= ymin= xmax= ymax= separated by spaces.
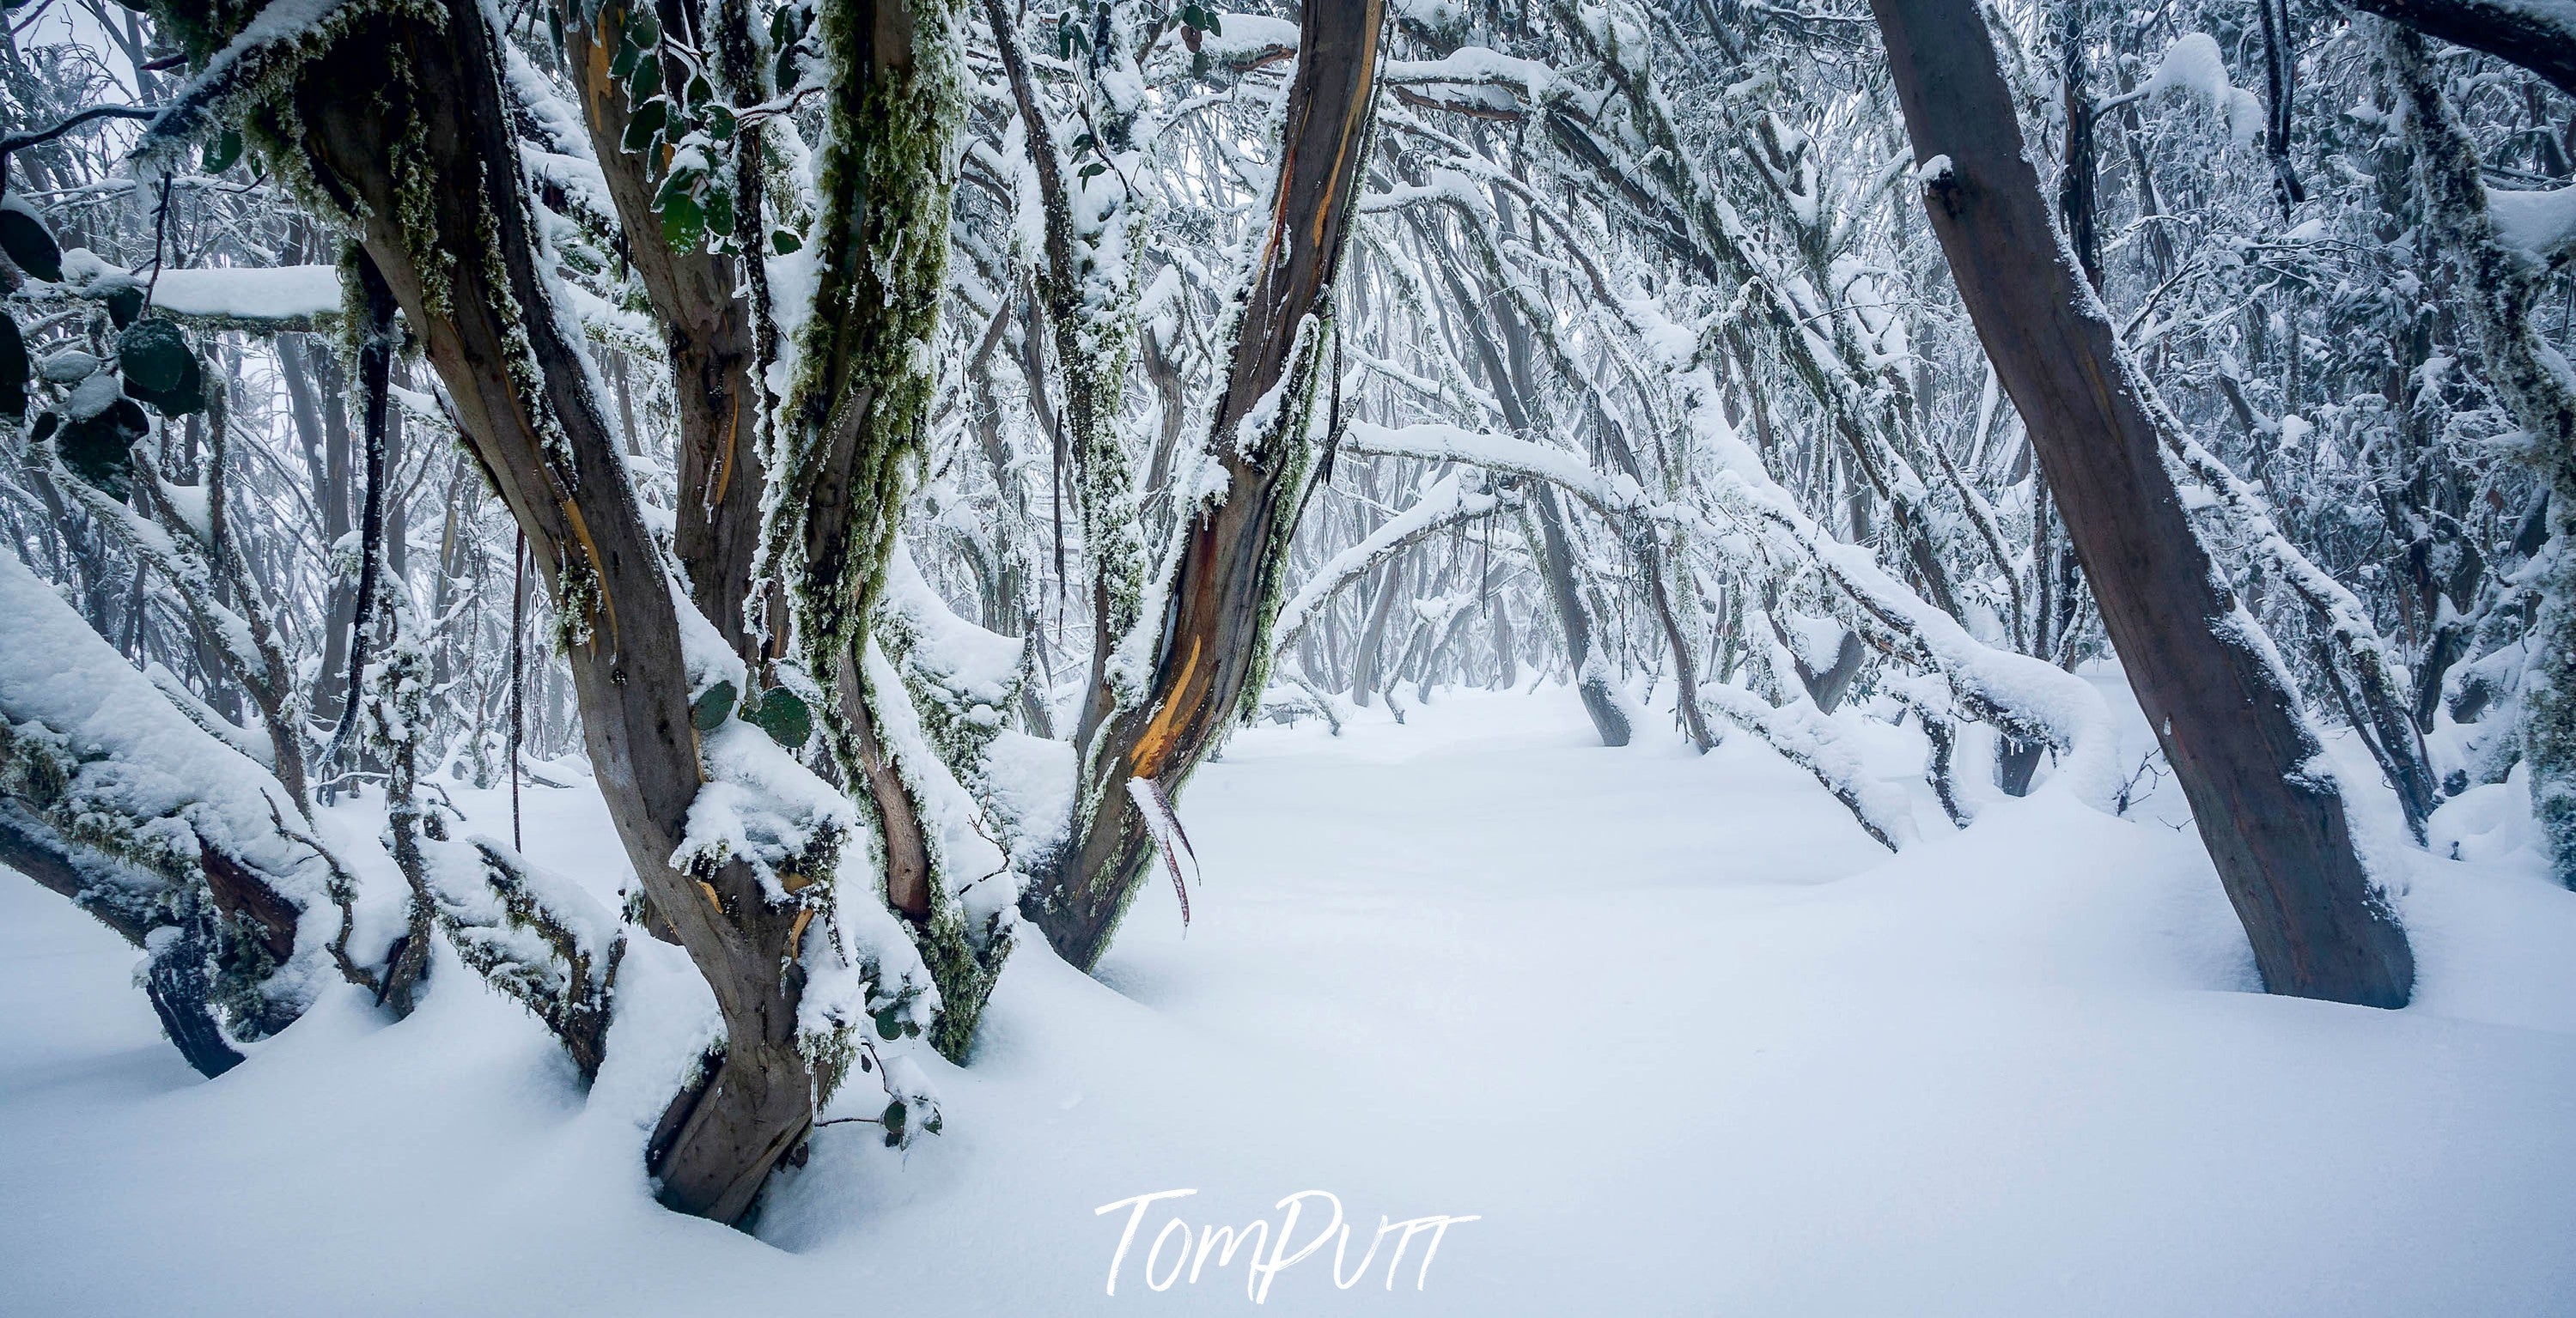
xmin=3 ymin=686 xmax=2573 ymax=1315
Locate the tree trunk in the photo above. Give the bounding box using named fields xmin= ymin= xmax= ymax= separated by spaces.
xmin=275 ymin=0 xmax=893 ymax=1222
xmin=277 ymin=331 xmax=357 ymax=726
xmin=1871 ymin=0 xmax=2415 ymax=1006
xmin=564 ymin=0 xmax=769 ymax=659
xmin=1349 ymin=555 xmax=1404 ymax=708
xmin=315 ymin=258 xmax=398 ymax=796
xmin=1026 ymin=0 xmax=1386 ymax=970
xmin=1528 ymin=488 xmax=1631 ymax=744
xmin=1415 ymin=211 xmax=1631 ymax=747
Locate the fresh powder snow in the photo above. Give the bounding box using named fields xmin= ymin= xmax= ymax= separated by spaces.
xmin=3 ymin=683 xmax=2571 ymax=1315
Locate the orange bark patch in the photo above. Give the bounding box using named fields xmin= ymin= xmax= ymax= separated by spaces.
xmin=1128 ymin=635 xmax=1205 ymax=780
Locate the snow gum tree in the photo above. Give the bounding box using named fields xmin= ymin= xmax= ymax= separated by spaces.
xmin=1870 ymin=0 xmax=2415 ymax=1005
xmin=21 ymin=0 xmax=2576 ymax=1242
xmin=130 ymin=0 xmax=982 ymax=1222
xmin=1015 ymin=0 xmax=1387 ymax=969
xmin=2365 ymin=17 xmax=2576 ymax=889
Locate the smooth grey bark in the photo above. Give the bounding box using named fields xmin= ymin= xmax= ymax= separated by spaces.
xmin=1413 ymin=215 xmax=1629 ymax=745
xmin=1349 ymin=554 xmax=1404 ymax=708
xmin=276 ymin=331 xmax=357 ymax=728
xmin=1528 ymin=486 xmax=1630 ymax=744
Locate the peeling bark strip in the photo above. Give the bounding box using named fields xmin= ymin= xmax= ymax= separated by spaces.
xmin=1026 ymin=0 xmax=1387 ymax=971
xmin=1125 ymin=774 xmax=1201 ymax=926
xmin=1870 ymin=0 xmax=2414 ymax=1005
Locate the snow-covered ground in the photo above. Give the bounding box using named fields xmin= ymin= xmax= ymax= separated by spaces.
xmin=4 ymin=686 xmax=2574 ymax=1315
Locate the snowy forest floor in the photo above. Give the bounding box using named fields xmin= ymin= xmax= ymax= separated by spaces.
xmin=4 ymin=682 xmax=2575 ymax=1315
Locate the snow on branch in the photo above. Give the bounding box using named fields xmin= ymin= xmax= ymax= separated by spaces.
xmin=132 ymin=0 xmax=368 ymax=167
xmin=1343 ymin=422 xmax=1648 ymax=517
xmin=28 ymin=249 xmax=344 ymax=331
xmin=0 ymin=546 xmax=394 ymax=1059
xmin=2096 ymin=33 xmax=2263 ymax=144
xmin=1704 ymin=456 xmax=2122 ymax=811
xmin=1702 ymin=683 xmax=1912 ymax=851
xmin=2483 ymin=184 xmax=2576 ymax=271
xmin=1271 ymin=471 xmax=1514 ymax=648
xmin=426 ymin=837 xmax=624 ymax=1078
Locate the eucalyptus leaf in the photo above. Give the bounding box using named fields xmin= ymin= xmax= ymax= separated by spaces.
xmin=103 ymin=285 xmax=144 ymax=330
xmin=703 ymin=186 xmax=736 ymax=241
xmin=661 ymin=192 xmax=704 ymax=251
xmin=748 ymin=686 xmax=811 ymax=748
xmin=39 ymin=349 xmax=99 ymax=385
xmin=691 ymin=678 xmax=737 ymax=732
xmin=0 ymin=310 xmax=26 ymax=420
xmin=0 ymin=197 xmax=64 ymax=283
xmin=203 ymin=128 xmax=243 ymax=174
xmin=623 ymin=98 xmax=667 ymax=153
xmin=124 ymin=349 xmax=205 ymax=417
xmin=54 ymin=398 xmax=149 ymax=496
xmin=116 ymin=319 xmax=192 ymax=393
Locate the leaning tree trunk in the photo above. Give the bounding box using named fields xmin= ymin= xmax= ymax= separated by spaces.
xmin=1349 ymin=555 xmax=1405 ymax=708
xmin=1870 ymin=0 xmax=2415 ymax=1006
xmin=1026 ymin=0 xmax=1386 ymax=969
xmin=1526 ymin=486 xmax=1631 ymax=744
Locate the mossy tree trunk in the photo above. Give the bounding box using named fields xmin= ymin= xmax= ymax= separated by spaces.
xmin=253 ymin=0 xmax=965 ymax=1223
xmin=563 ymin=0 xmax=770 ymax=665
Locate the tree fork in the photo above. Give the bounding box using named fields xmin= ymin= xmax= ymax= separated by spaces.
xmin=270 ymin=0 xmax=825 ymax=1222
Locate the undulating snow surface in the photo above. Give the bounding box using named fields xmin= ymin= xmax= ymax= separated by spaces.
xmin=3 ymin=687 xmax=2573 ymax=1315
